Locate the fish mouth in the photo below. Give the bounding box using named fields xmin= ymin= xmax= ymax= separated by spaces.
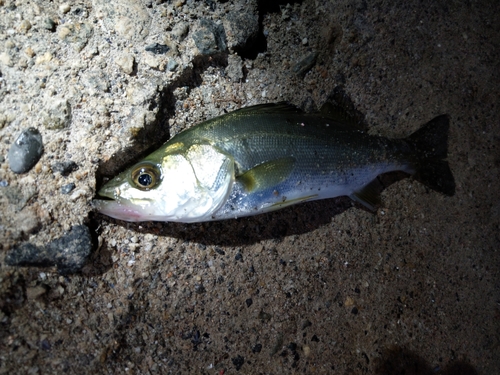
xmin=93 ymin=180 xmax=159 ymax=222
xmin=93 ymin=185 xmax=142 ymax=221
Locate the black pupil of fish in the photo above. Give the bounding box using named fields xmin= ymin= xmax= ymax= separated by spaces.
xmin=138 ymin=172 xmax=153 ymax=187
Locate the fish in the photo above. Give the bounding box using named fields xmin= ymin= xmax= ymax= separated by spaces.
xmin=93 ymin=102 xmax=455 ymax=223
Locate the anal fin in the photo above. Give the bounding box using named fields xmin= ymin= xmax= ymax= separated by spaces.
xmin=349 ymin=178 xmax=383 ymax=212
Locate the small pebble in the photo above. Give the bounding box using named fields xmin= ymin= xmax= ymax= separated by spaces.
xmin=70 ymin=188 xmax=87 ymax=201
xmin=194 ymin=284 xmax=205 ymax=294
xmin=61 ymin=183 xmax=76 ymax=194
xmin=24 ymin=47 xmax=35 ymax=58
xmin=115 ymin=53 xmax=135 ymax=75
xmin=0 ymin=52 xmax=13 ymax=67
xmin=52 ymin=161 xmax=78 ymax=176
xmin=59 ymin=3 xmax=71 ymax=14
xmin=17 ymin=20 xmax=32 ymax=34
xmin=145 ymin=43 xmax=169 ymax=54
xmin=8 ymin=128 xmax=44 ymax=174
xmin=167 ymin=59 xmax=178 ymax=72
xmin=26 ymin=285 xmax=48 ymax=300
xmin=231 ymin=355 xmax=244 ymax=371
xmin=35 ymin=52 xmax=53 ymax=65
xmin=215 ymin=247 xmax=225 ymax=255
xmin=43 ymin=18 xmax=57 ymax=31
xmin=5 ymin=40 xmax=15 ymax=49
xmin=226 ymin=54 xmax=243 ymax=82
xmin=40 ymin=339 xmax=51 ymax=351
xmin=171 ymin=22 xmax=189 ymax=40
xmin=252 ymin=344 xmax=262 ymax=353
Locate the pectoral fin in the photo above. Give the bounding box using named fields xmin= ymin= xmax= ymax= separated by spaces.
xmin=238 ymin=157 xmax=295 ymax=193
xmin=349 ymin=179 xmax=383 ymax=212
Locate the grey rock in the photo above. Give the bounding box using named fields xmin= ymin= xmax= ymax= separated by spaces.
xmin=192 ymin=19 xmax=227 ymax=55
xmin=5 ymin=225 xmax=93 ymax=274
xmin=8 ymin=128 xmax=44 ymax=174
xmin=293 ymin=51 xmax=319 ymax=77
xmin=61 ymin=183 xmax=76 ymax=194
xmin=51 ymin=161 xmax=78 ymax=176
xmin=42 ymin=17 xmax=56 ymax=32
xmin=226 ymin=54 xmax=244 ymax=82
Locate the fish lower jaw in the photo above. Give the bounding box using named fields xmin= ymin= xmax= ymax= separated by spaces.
xmin=93 ymin=199 xmax=148 ymax=222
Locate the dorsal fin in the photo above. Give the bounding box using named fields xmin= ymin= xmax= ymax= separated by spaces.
xmin=231 ymin=102 xmax=302 ymax=117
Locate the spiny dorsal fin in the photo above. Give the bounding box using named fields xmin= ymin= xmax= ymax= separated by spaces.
xmin=323 ymin=86 xmax=368 ymax=129
xmin=319 ymin=102 xmax=365 ymax=129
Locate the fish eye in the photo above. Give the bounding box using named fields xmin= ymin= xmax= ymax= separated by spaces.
xmin=130 ymin=162 xmax=161 ymax=190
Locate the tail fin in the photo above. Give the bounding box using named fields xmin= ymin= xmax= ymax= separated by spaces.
xmin=407 ymin=115 xmax=456 ymax=196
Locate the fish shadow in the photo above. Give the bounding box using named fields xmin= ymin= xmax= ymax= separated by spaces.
xmin=91 ymin=196 xmax=352 ymax=247
xmin=375 ymin=345 xmax=478 ymax=375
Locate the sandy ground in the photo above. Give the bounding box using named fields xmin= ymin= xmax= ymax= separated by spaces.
xmin=0 ymin=0 xmax=499 ymax=373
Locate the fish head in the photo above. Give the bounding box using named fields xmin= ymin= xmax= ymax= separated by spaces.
xmin=93 ymin=144 xmax=234 ymax=222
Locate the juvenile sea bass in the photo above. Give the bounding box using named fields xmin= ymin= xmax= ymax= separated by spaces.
xmin=94 ymin=103 xmax=455 ymax=222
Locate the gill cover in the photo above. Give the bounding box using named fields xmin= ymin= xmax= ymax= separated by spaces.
xmin=171 ymin=144 xmax=235 ymax=222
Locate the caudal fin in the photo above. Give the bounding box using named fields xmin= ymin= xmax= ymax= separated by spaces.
xmin=407 ymin=115 xmax=456 ymax=196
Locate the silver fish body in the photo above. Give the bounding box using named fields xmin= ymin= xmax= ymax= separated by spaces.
xmin=94 ymin=103 xmax=455 ymax=222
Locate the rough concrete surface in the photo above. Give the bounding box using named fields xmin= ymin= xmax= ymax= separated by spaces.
xmin=0 ymin=0 xmax=499 ymax=374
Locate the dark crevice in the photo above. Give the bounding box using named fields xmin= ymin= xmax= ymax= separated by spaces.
xmin=233 ymin=0 xmax=304 ymax=60
xmin=95 ymin=53 xmax=228 ymax=186
xmin=233 ymin=25 xmax=267 ymax=60
xmin=257 ymin=0 xmax=303 ymax=14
